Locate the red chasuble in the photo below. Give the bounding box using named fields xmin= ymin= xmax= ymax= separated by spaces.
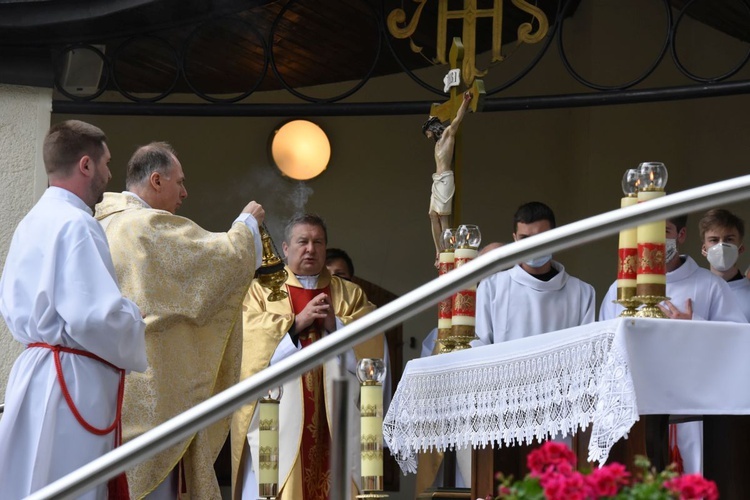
xmin=288 ymin=285 xmax=333 ymax=500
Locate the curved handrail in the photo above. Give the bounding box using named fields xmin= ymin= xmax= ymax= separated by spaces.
xmin=26 ymin=174 xmax=750 ymax=499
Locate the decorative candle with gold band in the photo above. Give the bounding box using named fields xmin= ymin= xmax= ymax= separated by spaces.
xmin=437 ymin=228 xmax=456 ymax=353
xmin=258 ymin=387 xmax=283 ymax=499
xmin=356 ymin=359 xmax=388 ymax=498
xmin=634 ymin=162 xmax=669 ymax=318
xmin=450 ymin=224 xmax=481 ymax=350
xmin=616 ymin=169 xmax=640 ymax=316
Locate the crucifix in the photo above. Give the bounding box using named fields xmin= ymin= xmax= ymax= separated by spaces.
xmin=418 ymin=37 xmax=486 ymax=496
xmin=424 ymin=37 xmax=485 ymax=265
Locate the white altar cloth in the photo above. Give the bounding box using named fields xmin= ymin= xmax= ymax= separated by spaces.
xmin=383 ymin=318 xmax=750 ymax=473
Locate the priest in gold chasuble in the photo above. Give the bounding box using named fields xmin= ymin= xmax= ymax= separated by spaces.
xmin=95 ymin=142 xmax=265 ymax=499
xmin=232 ymin=213 xmax=384 ymax=500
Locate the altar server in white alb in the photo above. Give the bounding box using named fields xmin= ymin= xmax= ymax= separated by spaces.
xmin=698 ymin=208 xmax=750 ymax=321
xmin=600 ymin=214 xmax=745 ymax=323
xmin=599 ymin=214 xmax=745 ymax=476
xmin=0 ymin=120 xmax=148 ymax=500
xmin=474 ymin=201 xmax=596 ymax=346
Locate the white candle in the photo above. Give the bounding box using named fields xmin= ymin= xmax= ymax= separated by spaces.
xmin=437 ymin=251 xmax=454 ymax=332
xmin=636 ymin=190 xmax=667 ymax=296
xmin=258 ymin=400 xmax=279 ymax=496
xmin=617 ymin=196 xmax=638 ymax=298
xmin=451 ymin=247 xmax=478 ymax=338
xmin=360 ymin=383 xmax=383 ymax=490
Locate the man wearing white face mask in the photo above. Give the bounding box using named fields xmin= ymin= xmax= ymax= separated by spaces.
xmin=600 ymin=214 xmax=744 ymax=322
xmin=699 ymin=208 xmax=750 ymax=321
xmin=474 ymin=202 xmax=596 ymax=346
xmin=599 ymin=213 xmax=745 ymax=476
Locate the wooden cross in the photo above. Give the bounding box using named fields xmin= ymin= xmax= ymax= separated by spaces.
xmin=429 ymin=37 xmax=485 ymax=224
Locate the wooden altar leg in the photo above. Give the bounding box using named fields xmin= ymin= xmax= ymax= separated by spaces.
xmin=471 ymin=446 xmax=494 ymax=499
xmin=703 ymin=415 xmax=750 ymax=498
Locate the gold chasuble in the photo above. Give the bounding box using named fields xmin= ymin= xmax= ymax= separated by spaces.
xmin=232 ymin=268 xmax=384 ymax=500
xmin=96 ymin=192 xmax=258 ymax=499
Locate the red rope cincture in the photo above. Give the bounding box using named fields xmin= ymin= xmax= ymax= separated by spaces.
xmin=27 ymin=342 xmax=130 ymax=499
xmin=28 ymin=342 xmax=124 ymax=435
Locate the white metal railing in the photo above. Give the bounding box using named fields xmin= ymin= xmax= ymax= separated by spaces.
xmin=25 ymin=174 xmax=750 ymax=499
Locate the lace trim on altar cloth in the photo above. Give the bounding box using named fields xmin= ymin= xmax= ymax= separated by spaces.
xmin=382 ymin=330 xmax=638 ymax=474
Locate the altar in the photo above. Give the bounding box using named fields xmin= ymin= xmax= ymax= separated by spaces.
xmin=383 ymin=318 xmax=750 ymax=496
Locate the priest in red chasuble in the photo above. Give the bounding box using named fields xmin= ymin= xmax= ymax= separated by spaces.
xmin=232 ymin=213 xmax=384 ymax=500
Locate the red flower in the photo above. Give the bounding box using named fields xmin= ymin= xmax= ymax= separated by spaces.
xmin=664 ymin=474 xmax=719 ymax=500
xmin=527 ymin=441 xmax=578 ymax=477
xmin=586 ymin=463 xmax=631 ymax=497
xmin=542 ymin=471 xmax=592 ymax=500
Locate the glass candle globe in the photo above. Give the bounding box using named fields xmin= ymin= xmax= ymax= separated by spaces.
xmin=456 ymin=224 xmax=482 ymax=249
xmin=622 ymin=168 xmax=640 ymax=196
xmin=263 ymin=386 xmax=284 ymax=402
xmin=356 ymin=358 xmax=386 ymax=384
xmin=440 ymin=228 xmax=456 ymax=252
xmin=638 ymin=162 xmax=668 ymax=191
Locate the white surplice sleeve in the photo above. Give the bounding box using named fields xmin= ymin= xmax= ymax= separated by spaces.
xmin=55 ymin=221 xmax=147 ymax=372
xmin=580 ymin=282 xmax=597 ymax=325
xmin=474 ymin=277 xmax=495 ymax=346
xmin=598 ymin=281 xmax=619 ymax=321
xmin=705 ymin=277 xmax=747 ymax=323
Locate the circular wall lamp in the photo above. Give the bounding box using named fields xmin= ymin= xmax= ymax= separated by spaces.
xmin=270 ymin=120 xmax=331 ymax=181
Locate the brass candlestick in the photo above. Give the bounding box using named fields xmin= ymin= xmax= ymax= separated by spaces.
xmin=634 ymin=294 xmax=670 ymax=318
xmin=614 ymin=287 xmax=640 ymax=317
xmin=255 ymin=224 xmax=288 ymax=302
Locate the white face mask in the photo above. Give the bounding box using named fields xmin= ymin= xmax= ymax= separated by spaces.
xmin=705 ymin=243 xmax=739 ymax=272
xmin=524 ymin=254 xmax=552 ymax=268
xmin=665 ymin=238 xmax=678 ymax=263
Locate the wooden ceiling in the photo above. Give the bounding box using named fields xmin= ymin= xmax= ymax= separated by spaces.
xmin=91 ymin=0 xmax=569 ymax=97
xmin=0 ymin=0 xmax=748 ymax=99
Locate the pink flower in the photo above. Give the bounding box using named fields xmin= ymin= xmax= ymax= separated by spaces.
xmin=586 ymin=463 xmax=630 ymax=497
xmin=542 ymin=471 xmax=591 ymax=500
xmin=664 ymin=474 xmax=719 ymax=500
xmin=527 ymin=441 xmax=578 ymax=477
xmin=495 ymin=485 xmax=511 ymax=497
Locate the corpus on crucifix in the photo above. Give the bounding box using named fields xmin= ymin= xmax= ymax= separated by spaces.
xmin=422 ymin=38 xmax=484 ymax=268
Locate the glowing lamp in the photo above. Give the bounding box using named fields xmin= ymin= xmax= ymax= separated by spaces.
xmin=271 ymin=120 xmax=331 ymax=180
xmin=455 ymin=224 xmax=482 ymax=249
xmin=637 ymin=162 xmax=668 ymax=191
xmin=622 ymin=168 xmax=640 ymax=196
xmin=440 ymin=227 xmax=457 ymax=252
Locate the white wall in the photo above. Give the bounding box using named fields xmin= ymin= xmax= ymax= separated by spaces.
xmin=0 ymin=84 xmax=51 ymax=402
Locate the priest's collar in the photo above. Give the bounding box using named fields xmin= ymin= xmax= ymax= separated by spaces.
xmin=295 ymin=274 xmax=319 ymax=290
xmin=288 ymin=266 xmax=333 ymax=289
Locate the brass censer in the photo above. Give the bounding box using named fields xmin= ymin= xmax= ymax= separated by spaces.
xmin=255 ymin=224 xmax=288 ymax=302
